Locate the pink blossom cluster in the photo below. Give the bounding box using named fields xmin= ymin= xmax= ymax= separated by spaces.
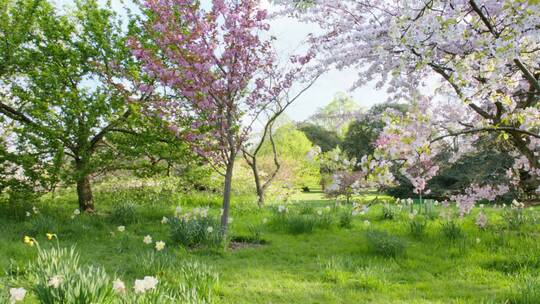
xmin=451 ymin=184 xmax=510 ymax=215
xmin=129 ymin=0 xmax=312 ymax=167
xmin=277 ymin=0 xmax=540 ymax=201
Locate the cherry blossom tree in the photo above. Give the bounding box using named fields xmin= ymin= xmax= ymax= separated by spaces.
xmin=130 ymin=0 xmax=311 ymax=232
xmin=279 ymin=0 xmax=540 ymax=211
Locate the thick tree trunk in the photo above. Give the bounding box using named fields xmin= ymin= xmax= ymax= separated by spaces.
xmin=76 ymin=174 xmax=95 ymax=212
xmin=220 ymin=159 xmax=235 ymax=235
xmin=510 ymin=133 xmax=540 ymax=196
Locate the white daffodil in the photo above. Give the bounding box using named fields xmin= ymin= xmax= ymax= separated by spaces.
xmin=9 ymin=287 xmax=26 ymax=303
xmin=143 ymin=235 xmax=153 ymax=244
xmin=155 ymin=241 xmax=165 ymax=251
xmin=112 ymin=279 xmax=126 ymax=294
xmin=48 ymin=275 xmax=63 ymax=289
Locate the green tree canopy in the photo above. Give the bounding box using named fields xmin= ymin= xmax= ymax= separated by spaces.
xmin=307 ymin=92 xmax=360 ymax=135
xmin=341 ymin=102 xmax=408 ymax=161
xmin=298 ymin=123 xmax=340 ymax=152
xmin=0 ymin=0 xmax=184 ymax=211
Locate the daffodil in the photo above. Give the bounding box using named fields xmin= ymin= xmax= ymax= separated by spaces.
xmin=48 ymin=275 xmax=63 ymax=288
xmin=23 ymin=236 xmax=35 ymax=246
xmin=143 ymin=235 xmax=152 ymax=244
xmin=9 ymin=287 xmax=26 ymax=303
xmin=113 ymin=279 xmax=126 ymax=294
xmin=155 ymin=241 xmax=165 ymax=251
xmin=46 ymin=233 xmax=55 ymax=240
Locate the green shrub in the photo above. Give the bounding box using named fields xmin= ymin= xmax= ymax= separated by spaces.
xmin=178 ymin=260 xmax=219 ymax=303
xmin=319 ymin=257 xmax=352 ymax=285
xmin=298 ymin=205 xmax=315 ymax=215
xmin=503 ymin=208 xmax=528 ymax=230
xmin=408 ymin=215 xmax=427 ymax=238
xmin=180 ymin=193 xmax=222 ymax=208
xmin=110 ymin=201 xmax=138 ymax=225
xmin=316 ymin=212 xmax=334 ymax=229
xmin=25 ymin=215 xmax=58 ymax=236
xmin=338 ymin=211 xmax=353 ymax=228
xmin=139 ymin=251 xmax=179 ymax=275
xmin=247 ymin=224 xmax=263 ymax=243
xmin=269 ymin=207 xmax=334 ymax=234
xmin=29 ymin=246 xmax=115 ymax=304
xmin=169 ymin=216 xmax=223 ymax=249
xmin=285 ymin=214 xmax=316 ymax=234
xmin=509 ymin=274 xmax=540 ymax=304
xmin=381 ymin=203 xmax=396 ymax=220
xmin=365 ymin=230 xmax=406 ymax=258
xmin=441 ymin=220 xmax=464 ymax=240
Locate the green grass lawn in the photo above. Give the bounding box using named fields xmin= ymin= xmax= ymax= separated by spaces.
xmin=1 ymin=188 xmax=539 ymax=303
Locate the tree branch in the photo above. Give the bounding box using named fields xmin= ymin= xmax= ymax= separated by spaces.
xmin=430 ymin=126 xmax=540 ymax=143
xmin=514 ymin=59 xmax=540 ymax=93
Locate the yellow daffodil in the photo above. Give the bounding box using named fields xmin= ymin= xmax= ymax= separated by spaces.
xmin=46 ymin=233 xmax=54 ymax=240
xmin=23 ymin=236 xmax=36 ymax=247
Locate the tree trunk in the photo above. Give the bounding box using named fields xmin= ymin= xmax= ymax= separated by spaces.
xmin=76 ymin=174 xmax=95 ymax=212
xmin=220 ymin=159 xmax=235 ymax=235
xmin=248 ymin=158 xmax=265 ymax=207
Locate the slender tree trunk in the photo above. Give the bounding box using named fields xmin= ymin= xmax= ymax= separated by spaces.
xmin=220 ymin=159 xmax=235 ymax=235
xmin=248 ymin=158 xmax=265 ymax=207
xmin=76 ymin=174 xmax=94 ymax=212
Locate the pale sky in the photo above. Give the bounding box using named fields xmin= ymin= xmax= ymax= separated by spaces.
xmin=54 ymin=0 xmax=394 ymax=122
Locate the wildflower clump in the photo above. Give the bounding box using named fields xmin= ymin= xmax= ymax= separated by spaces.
xmin=169 ymin=206 xmax=223 ymax=248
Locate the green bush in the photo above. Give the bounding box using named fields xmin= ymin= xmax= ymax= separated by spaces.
xmin=25 ymin=215 xmax=58 ymax=236
xmin=269 ymin=207 xmax=335 ymax=234
xmin=338 ymin=211 xmax=353 ymax=228
xmin=381 ymin=203 xmax=396 ymax=220
xmin=110 ymin=201 xmax=138 ymax=225
xmin=247 ymin=224 xmax=263 ymax=243
xmin=503 ymin=208 xmax=528 ymax=230
xmin=285 ymin=214 xmax=317 ymax=234
xmin=365 ymin=230 xmax=406 ymax=258
xmin=316 ymin=212 xmax=334 ymax=229
xmin=29 ymin=246 xmax=115 ymax=304
xmin=178 ymin=260 xmax=219 ymax=303
xmin=509 ymin=274 xmax=540 ymax=304
xmin=408 ymin=215 xmax=427 ymax=238
xmin=169 ymin=216 xmax=223 ymax=248
xmin=441 ymin=220 xmax=464 ymax=240
xmin=139 ymin=251 xmax=179 ymax=275
xmin=180 ymin=193 xmax=222 ymax=208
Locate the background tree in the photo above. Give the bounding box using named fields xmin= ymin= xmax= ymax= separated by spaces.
xmin=0 ymin=0 xmax=156 ymax=211
xmin=0 ymin=0 xmax=50 ymax=199
xmin=306 ymin=92 xmax=360 ymax=136
xmin=341 ymin=102 xmax=407 ymax=162
xmin=258 ymin=123 xmax=320 ymax=191
xmin=243 ymin=75 xmax=318 ymax=206
xmin=298 ymin=123 xmax=340 ymax=152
